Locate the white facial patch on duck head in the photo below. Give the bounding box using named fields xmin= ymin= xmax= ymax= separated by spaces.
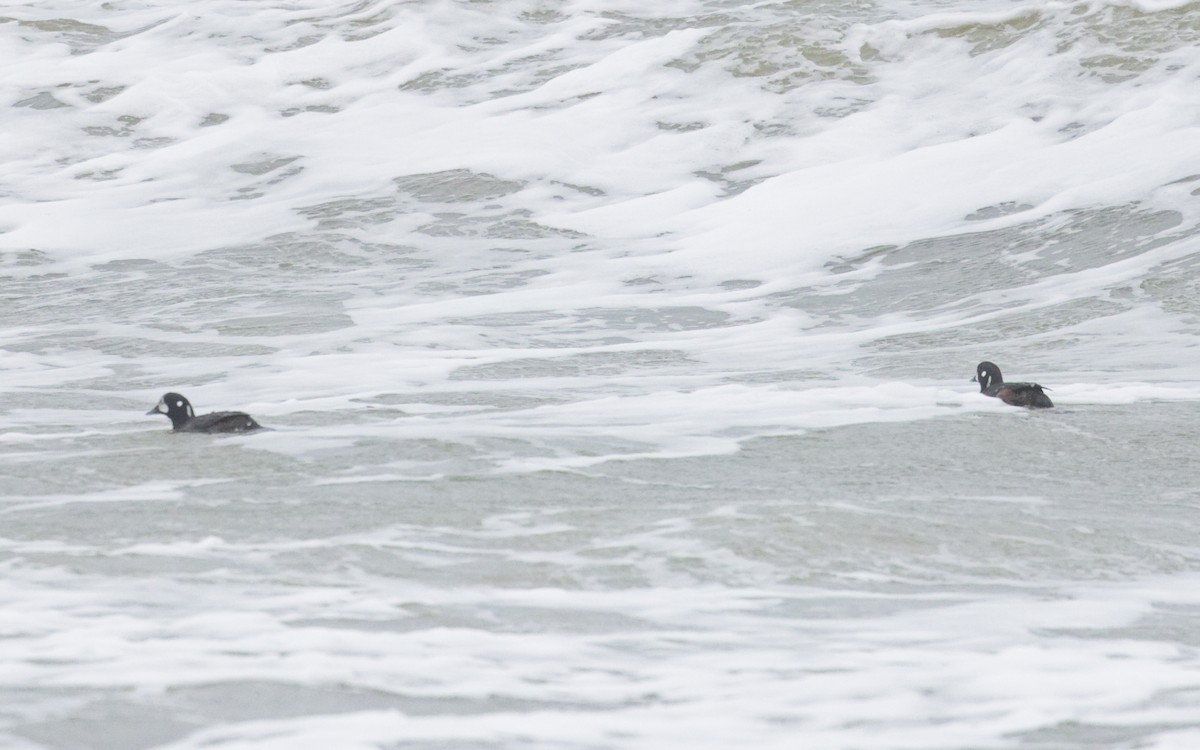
xmin=155 ymin=398 xmax=168 ymax=414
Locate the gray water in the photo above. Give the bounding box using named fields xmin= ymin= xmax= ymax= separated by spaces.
xmin=5 ymin=1 xmax=1200 ymax=748
xmin=5 ymin=400 xmax=1200 ymax=749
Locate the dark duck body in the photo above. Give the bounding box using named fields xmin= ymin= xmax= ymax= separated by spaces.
xmin=972 ymin=361 xmax=1053 ymax=408
xmin=148 ymin=392 xmax=264 ymax=433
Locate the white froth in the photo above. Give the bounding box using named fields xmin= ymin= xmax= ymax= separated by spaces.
xmin=4 ymin=1 xmax=1200 ymax=748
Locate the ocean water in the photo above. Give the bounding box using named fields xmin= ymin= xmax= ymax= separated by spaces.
xmin=3 ymin=0 xmax=1200 ymax=748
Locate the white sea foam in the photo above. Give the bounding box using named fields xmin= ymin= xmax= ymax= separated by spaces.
xmin=3 ymin=1 xmax=1200 ymax=748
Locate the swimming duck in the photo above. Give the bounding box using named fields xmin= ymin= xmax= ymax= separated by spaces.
xmin=147 ymin=392 xmax=264 ymax=433
xmin=972 ymin=361 xmax=1053 ymax=408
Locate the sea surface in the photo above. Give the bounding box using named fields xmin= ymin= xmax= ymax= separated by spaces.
xmin=3 ymin=1 xmax=1200 ymax=748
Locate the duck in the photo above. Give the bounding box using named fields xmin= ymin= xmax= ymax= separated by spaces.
xmin=147 ymin=392 xmax=265 ymax=433
xmin=972 ymin=361 xmax=1053 ymax=408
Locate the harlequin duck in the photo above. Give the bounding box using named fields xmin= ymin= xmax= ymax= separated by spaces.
xmin=147 ymin=392 xmax=265 ymax=433
xmin=972 ymin=361 xmax=1053 ymax=408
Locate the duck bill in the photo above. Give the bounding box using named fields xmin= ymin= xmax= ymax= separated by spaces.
xmin=147 ymin=399 xmax=166 ymax=416
xmin=970 ymin=375 xmax=978 ymax=383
